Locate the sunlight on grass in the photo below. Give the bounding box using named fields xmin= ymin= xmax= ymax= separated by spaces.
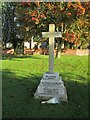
xmin=2 ymin=55 xmax=88 ymax=118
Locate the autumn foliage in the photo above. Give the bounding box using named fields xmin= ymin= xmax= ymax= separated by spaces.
xmin=18 ymin=2 xmax=89 ymax=45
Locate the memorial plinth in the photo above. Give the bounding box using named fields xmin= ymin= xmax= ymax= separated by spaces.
xmin=34 ymin=72 xmax=67 ymax=101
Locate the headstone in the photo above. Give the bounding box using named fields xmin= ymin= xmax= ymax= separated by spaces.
xmin=34 ymin=24 xmax=67 ymax=102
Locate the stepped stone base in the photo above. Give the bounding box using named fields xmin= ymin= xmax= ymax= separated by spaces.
xmin=34 ymin=72 xmax=67 ymax=102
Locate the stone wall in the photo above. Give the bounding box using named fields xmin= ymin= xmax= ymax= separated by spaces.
xmin=2 ymin=48 xmax=90 ymax=56
xmin=76 ymin=49 xmax=90 ymax=56
xmin=62 ymin=49 xmax=90 ymax=56
xmin=61 ymin=49 xmax=76 ymax=55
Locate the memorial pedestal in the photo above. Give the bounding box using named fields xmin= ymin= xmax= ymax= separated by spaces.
xmin=34 ymin=72 xmax=67 ymax=102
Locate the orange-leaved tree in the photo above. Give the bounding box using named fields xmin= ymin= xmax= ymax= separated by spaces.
xmin=16 ymin=2 xmax=90 ymax=56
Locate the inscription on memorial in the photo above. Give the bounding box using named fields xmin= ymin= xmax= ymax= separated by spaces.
xmin=43 ymin=73 xmax=59 ymax=80
xmin=44 ymin=88 xmax=59 ymax=95
xmin=35 ymin=73 xmax=67 ymax=100
xmin=41 ymin=81 xmax=62 ymax=86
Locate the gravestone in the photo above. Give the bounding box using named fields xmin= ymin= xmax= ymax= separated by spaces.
xmin=34 ymin=24 xmax=67 ymax=102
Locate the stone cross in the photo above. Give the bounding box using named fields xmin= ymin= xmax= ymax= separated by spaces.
xmin=42 ymin=24 xmax=62 ymax=73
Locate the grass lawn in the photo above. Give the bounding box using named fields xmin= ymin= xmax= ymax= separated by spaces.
xmin=2 ymin=55 xmax=88 ymax=118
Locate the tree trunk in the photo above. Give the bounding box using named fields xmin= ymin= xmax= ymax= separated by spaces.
xmin=12 ymin=40 xmax=18 ymax=54
xmin=55 ymin=38 xmax=64 ymax=58
xmin=21 ymin=41 xmax=24 ymax=55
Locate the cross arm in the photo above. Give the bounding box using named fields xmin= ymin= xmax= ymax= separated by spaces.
xmin=42 ymin=32 xmax=62 ymax=38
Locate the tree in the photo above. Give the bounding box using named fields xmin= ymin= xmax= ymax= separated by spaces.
xmin=2 ymin=2 xmax=17 ymax=50
xmin=4 ymin=2 xmax=89 ymax=56
xmin=63 ymin=2 xmax=90 ymax=49
xmin=16 ymin=2 xmax=69 ymax=57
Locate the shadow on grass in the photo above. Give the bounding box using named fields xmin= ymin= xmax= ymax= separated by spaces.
xmin=2 ymin=69 xmax=88 ymax=118
xmin=2 ymin=69 xmax=40 ymax=94
xmin=61 ymin=72 xmax=88 ymax=102
xmin=2 ymin=54 xmax=42 ymax=61
xmin=12 ymin=55 xmax=41 ymax=59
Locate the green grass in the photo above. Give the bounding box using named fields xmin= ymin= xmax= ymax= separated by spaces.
xmin=2 ymin=55 xmax=88 ymax=118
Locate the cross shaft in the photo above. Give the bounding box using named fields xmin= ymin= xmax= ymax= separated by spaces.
xmin=42 ymin=24 xmax=62 ymax=73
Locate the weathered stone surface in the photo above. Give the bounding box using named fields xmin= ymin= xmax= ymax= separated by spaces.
xmin=43 ymin=72 xmax=60 ymax=80
xmin=34 ymin=73 xmax=67 ymax=102
xmin=42 ymin=24 xmax=62 ymax=73
xmin=34 ymin=24 xmax=67 ymax=102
